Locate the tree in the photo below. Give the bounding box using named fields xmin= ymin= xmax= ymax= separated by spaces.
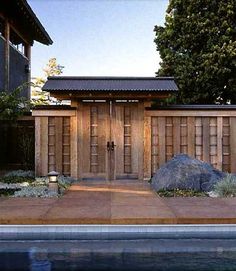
xmin=154 ymin=0 xmax=236 ymax=104
xmin=31 ymin=58 xmax=64 ymax=105
xmin=0 ymin=84 xmax=31 ymax=120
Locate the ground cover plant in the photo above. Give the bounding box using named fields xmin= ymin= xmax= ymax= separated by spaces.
xmin=157 ymin=189 xmax=208 ymax=197
xmin=0 ymin=170 xmax=75 ymax=197
xmin=213 ymin=173 xmax=236 ymax=197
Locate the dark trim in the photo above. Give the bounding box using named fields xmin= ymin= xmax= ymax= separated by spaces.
xmin=47 ymin=89 xmax=177 ymax=92
xmin=33 ymin=105 xmax=76 ymax=110
xmin=47 ymin=76 xmax=175 ymax=80
xmin=149 ymin=105 xmax=236 ymax=110
xmin=19 ymin=0 xmax=53 ymax=45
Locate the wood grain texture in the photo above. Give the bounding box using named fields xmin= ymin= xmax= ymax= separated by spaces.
xmin=55 ymin=117 xmax=63 ymax=173
xmin=70 ymin=115 xmax=78 ymax=178
xmin=230 ymin=117 xmax=236 ymax=173
xmin=173 ymin=117 xmax=180 ymax=155
xmin=114 ymin=104 xmax=124 ymax=177
xmin=35 ymin=117 xmax=41 ymax=176
xmin=32 ymin=110 xmax=76 ymax=117
xmin=144 ymin=115 xmax=151 ymax=180
xmin=217 ymin=117 xmax=223 ymax=171
xmin=202 ymin=117 xmax=210 ymax=163
xmin=138 ymin=102 xmax=144 ymax=181
xmin=158 ymin=117 xmax=166 ymax=167
xmin=146 ymin=110 xmax=236 ymax=117
xmin=41 ymin=117 xmax=48 ymax=176
xmin=187 ymin=117 xmax=195 ymax=157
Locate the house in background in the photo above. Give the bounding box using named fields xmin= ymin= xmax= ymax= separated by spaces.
xmin=0 ymin=0 xmax=52 ymax=98
xmin=0 ymin=0 xmax=52 ymax=170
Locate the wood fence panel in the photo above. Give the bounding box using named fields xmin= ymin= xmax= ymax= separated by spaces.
xmin=222 ymin=117 xmax=230 ymax=172
xmin=41 ymin=117 xmax=48 ymax=176
xmin=158 ymin=117 xmax=166 ymax=167
xmin=148 ymin=111 xmax=236 ymax=175
xmin=35 ymin=117 xmax=41 ymax=176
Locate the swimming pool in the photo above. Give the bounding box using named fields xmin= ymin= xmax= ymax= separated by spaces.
xmin=1 ymin=225 xmax=236 ymax=271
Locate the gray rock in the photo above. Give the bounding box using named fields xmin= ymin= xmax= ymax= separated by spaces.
xmin=151 ymin=154 xmax=226 ymax=192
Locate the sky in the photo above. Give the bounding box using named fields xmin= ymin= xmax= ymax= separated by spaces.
xmin=28 ymin=0 xmax=169 ymax=78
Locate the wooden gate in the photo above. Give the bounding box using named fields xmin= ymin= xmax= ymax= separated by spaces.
xmin=79 ymin=101 xmax=144 ymax=180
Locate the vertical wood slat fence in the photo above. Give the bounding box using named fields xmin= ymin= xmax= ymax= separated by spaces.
xmin=144 ymin=109 xmax=236 ymax=180
xmin=33 ymin=106 xmax=236 ymax=180
xmin=33 ymin=109 xmax=76 ymax=177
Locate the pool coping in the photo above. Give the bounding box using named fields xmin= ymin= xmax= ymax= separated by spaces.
xmin=1 ymin=224 xmax=236 ymax=240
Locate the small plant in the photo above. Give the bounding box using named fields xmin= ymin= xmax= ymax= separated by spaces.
xmin=4 ymin=170 xmax=34 ymax=178
xmin=13 ymin=186 xmax=58 ymax=198
xmin=157 ymin=189 xmax=208 ymax=197
xmin=213 ymin=174 xmax=236 ymax=197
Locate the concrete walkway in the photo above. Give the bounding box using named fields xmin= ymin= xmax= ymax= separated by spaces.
xmin=1 ymin=181 xmax=236 ymax=224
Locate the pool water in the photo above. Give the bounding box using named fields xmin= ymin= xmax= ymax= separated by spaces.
xmin=1 ymin=239 xmax=236 ymax=271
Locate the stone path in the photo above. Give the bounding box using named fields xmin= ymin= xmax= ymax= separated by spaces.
xmin=1 ymin=180 xmax=236 ymax=224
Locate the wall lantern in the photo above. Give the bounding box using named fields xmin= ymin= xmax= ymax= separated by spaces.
xmin=25 ymin=64 xmax=30 ymax=74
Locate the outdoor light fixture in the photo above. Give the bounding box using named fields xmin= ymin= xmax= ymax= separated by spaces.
xmin=25 ymin=64 xmax=30 ymax=74
xmin=48 ymin=171 xmax=59 ymax=183
xmin=48 ymin=171 xmax=59 ymax=193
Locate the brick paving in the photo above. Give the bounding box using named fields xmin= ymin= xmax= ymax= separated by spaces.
xmin=1 ymin=181 xmax=236 ymax=224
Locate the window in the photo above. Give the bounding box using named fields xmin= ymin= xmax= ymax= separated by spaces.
xmin=10 ymin=28 xmax=25 ymax=56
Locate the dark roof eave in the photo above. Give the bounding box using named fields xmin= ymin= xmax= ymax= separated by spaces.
xmin=20 ymin=0 xmax=53 ymax=45
xmin=44 ymin=89 xmax=178 ymax=92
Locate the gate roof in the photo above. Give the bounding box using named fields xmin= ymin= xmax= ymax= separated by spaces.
xmin=43 ymin=76 xmax=178 ymax=99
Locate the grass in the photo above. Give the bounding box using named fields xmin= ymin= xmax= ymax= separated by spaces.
xmin=157 ymin=189 xmax=208 ymax=197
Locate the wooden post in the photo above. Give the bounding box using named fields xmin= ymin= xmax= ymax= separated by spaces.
xmin=4 ymin=20 xmax=10 ymax=91
xmin=187 ymin=117 xmax=195 ymax=157
xmin=217 ymin=117 xmax=223 ymax=171
xmin=230 ymin=117 xmax=236 ymax=173
xmin=24 ymin=43 xmax=31 ymax=99
xmin=77 ymin=101 xmax=84 ymax=180
xmin=202 ymin=117 xmax=210 ymax=163
xmin=35 ymin=117 xmax=41 ymax=176
xmin=173 ymin=117 xmax=180 ymax=154
xmin=70 ymin=115 xmax=78 ymax=179
xmin=138 ymin=102 xmax=144 ymax=181
xmin=143 ymin=113 xmax=151 ymax=181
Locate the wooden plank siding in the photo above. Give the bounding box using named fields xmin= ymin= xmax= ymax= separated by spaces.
xmin=148 ymin=110 xmax=236 ymax=176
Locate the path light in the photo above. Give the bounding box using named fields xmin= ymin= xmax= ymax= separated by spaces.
xmin=48 ymin=171 xmax=59 ymax=193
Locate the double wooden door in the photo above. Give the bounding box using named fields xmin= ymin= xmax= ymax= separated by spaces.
xmin=79 ymin=101 xmax=143 ymax=180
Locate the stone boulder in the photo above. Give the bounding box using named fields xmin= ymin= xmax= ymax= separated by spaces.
xmin=151 ymin=154 xmax=225 ymax=192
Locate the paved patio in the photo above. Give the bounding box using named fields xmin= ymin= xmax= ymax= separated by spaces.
xmin=1 ymin=180 xmax=236 ymax=224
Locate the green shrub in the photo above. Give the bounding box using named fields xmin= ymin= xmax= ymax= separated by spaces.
xmin=4 ymin=170 xmax=34 ymax=178
xmin=0 ymin=176 xmax=34 ymax=184
xmin=0 ymin=188 xmax=21 ymax=196
xmin=213 ymin=174 xmax=236 ymax=197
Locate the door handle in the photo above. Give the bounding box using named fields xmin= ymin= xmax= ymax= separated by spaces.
xmin=111 ymin=141 xmax=116 ymax=151
xmin=107 ymin=141 xmax=110 ymax=151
